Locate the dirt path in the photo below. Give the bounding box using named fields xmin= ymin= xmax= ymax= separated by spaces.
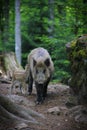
xmin=0 ymin=83 xmax=87 ymax=130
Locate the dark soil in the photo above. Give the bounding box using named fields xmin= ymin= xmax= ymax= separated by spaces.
xmin=0 ymin=83 xmax=87 ymax=130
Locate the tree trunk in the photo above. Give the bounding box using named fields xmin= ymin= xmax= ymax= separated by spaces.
xmin=3 ymin=52 xmax=23 ymax=79
xmin=48 ymin=0 xmax=54 ymax=37
xmin=0 ymin=0 xmax=9 ymax=51
xmin=83 ymin=0 xmax=87 ymax=33
xmin=66 ymin=35 xmax=87 ymax=104
xmin=3 ymin=0 xmax=9 ymax=46
xmin=15 ymin=0 xmax=21 ymax=64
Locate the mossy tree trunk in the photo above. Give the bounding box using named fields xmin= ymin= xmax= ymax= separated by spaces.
xmin=66 ymin=35 xmax=87 ymax=104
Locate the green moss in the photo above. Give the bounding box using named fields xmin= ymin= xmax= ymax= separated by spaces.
xmin=70 ymin=40 xmax=77 ymax=49
xmin=70 ymin=39 xmax=87 ymax=60
xmin=78 ymin=50 xmax=86 ymax=58
xmin=67 ymin=35 xmax=87 ymax=103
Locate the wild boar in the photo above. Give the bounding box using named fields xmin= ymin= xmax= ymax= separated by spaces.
xmin=27 ymin=47 xmax=54 ymax=104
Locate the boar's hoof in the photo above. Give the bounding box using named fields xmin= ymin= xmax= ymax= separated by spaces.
xmin=35 ymin=101 xmax=42 ymax=105
xmin=28 ymin=92 xmax=32 ymax=95
xmin=43 ymin=97 xmax=46 ymax=101
xmin=35 ymin=100 xmax=43 ymax=105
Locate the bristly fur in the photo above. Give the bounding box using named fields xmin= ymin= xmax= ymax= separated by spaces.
xmin=27 ymin=47 xmax=54 ymax=104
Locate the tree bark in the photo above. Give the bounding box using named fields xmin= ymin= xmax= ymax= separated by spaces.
xmin=3 ymin=52 xmax=23 ymax=79
xmin=48 ymin=0 xmax=54 ymax=37
xmin=15 ymin=0 xmax=21 ymax=64
xmin=0 ymin=0 xmax=9 ymax=51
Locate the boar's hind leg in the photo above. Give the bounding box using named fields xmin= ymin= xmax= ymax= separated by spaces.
xmin=28 ymin=70 xmax=33 ymax=95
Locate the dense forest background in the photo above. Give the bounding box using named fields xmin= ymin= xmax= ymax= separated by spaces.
xmin=0 ymin=0 xmax=87 ymax=82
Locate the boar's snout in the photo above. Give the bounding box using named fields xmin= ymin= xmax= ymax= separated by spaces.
xmin=35 ymin=73 xmax=46 ymax=84
xmin=36 ymin=77 xmax=45 ymax=84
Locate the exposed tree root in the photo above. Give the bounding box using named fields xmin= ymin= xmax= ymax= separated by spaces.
xmin=0 ymin=94 xmax=45 ymax=129
xmin=68 ymin=105 xmax=87 ymax=124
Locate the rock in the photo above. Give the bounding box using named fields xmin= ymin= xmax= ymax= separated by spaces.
xmin=48 ymin=84 xmax=69 ymax=94
xmin=65 ymin=101 xmax=76 ymax=108
xmin=65 ymin=96 xmax=78 ymax=108
xmin=47 ymin=106 xmax=68 ymax=116
xmin=75 ymin=114 xmax=87 ymax=124
xmin=47 ymin=107 xmax=61 ymax=115
xmin=60 ymin=106 xmax=68 ymax=111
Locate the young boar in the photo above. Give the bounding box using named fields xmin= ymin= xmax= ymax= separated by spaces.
xmin=27 ymin=47 xmax=54 ymax=104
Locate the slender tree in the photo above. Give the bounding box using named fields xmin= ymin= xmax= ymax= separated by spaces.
xmin=48 ymin=0 xmax=54 ymax=37
xmin=3 ymin=0 xmax=9 ymax=45
xmin=0 ymin=0 xmax=9 ymax=51
xmin=83 ymin=0 xmax=87 ymax=33
xmin=15 ymin=0 xmax=21 ymax=64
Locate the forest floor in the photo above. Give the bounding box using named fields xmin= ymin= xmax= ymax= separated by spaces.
xmin=0 ymin=82 xmax=87 ymax=130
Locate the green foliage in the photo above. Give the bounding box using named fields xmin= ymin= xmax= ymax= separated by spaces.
xmin=0 ymin=41 xmax=3 ymax=52
xmin=0 ymin=0 xmax=87 ymax=83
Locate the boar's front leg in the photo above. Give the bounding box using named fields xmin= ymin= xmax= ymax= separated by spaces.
xmin=43 ymin=78 xmax=51 ymax=100
xmin=43 ymin=85 xmax=47 ymax=100
xmin=28 ymin=70 xmax=33 ymax=95
xmin=35 ymin=83 xmax=44 ymax=104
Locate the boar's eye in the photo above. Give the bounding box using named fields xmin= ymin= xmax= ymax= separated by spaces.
xmin=36 ymin=69 xmax=38 ymax=74
xmin=44 ymin=58 xmax=50 ymax=67
xmin=43 ymin=69 xmax=46 ymax=73
xmin=33 ymin=59 xmax=37 ymax=66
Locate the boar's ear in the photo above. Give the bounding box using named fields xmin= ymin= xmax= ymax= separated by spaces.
xmin=33 ymin=59 xmax=37 ymax=66
xmin=44 ymin=58 xmax=50 ymax=67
